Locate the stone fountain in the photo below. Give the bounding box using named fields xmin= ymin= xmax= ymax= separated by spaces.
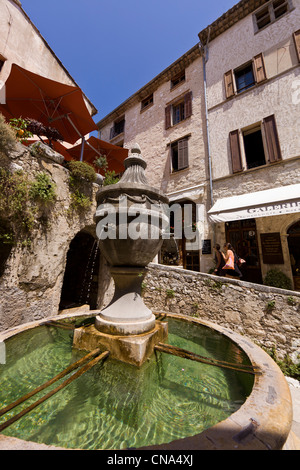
xmin=73 ymin=144 xmax=170 ymax=366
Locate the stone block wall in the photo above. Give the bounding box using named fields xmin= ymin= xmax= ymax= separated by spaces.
xmin=0 ymin=142 xmax=99 ymax=332
xmin=143 ymin=263 xmax=300 ymax=362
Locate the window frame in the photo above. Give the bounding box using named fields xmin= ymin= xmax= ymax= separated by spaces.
xmin=229 ymin=115 xmax=282 ymax=174
xmin=110 ymin=116 xmax=125 ymax=140
xmin=170 ymin=70 xmax=186 ymax=90
xmin=253 ymin=0 xmax=293 ymax=33
xmin=165 ymin=92 xmax=193 ymax=129
xmin=140 ymin=94 xmax=153 ymax=112
xmin=169 ymin=136 xmax=190 ymax=173
xmin=224 ymin=53 xmax=267 ymax=99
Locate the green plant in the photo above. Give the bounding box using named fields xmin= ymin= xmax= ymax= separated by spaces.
xmin=264 ymin=269 xmax=292 ymax=291
xmin=287 ymin=296 xmax=297 ymax=306
xmin=0 ymin=168 xmax=57 ymax=244
xmin=0 ymin=113 xmax=17 ymax=156
xmin=166 ymin=289 xmax=175 ymax=298
xmin=266 ymin=347 xmax=300 ymax=380
xmin=67 ymin=161 xmax=96 ymax=213
xmin=30 ymin=172 xmax=57 ymax=205
xmin=266 ymin=300 xmax=276 ymax=311
xmin=94 ymin=154 xmax=108 ymax=172
xmin=67 ymin=161 xmax=96 ymax=183
xmin=9 ymin=117 xmax=33 ymax=142
xmin=103 ymin=170 xmax=120 ymax=186
xmin=70 ymin=190 xmax=92 ymax=212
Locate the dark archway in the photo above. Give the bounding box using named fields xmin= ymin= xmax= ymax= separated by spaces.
xmin=59 ymin=231 xmax=100 ymax=310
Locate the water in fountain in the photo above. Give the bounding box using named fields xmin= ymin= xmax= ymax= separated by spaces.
xmin=0 ymin=318 xmax=254 ymax=450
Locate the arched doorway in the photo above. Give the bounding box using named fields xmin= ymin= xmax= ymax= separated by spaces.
xmin=288 ymin=221 xmax=300 ymax=291
xmin=59 ymin=231 xmax=100 ymax=310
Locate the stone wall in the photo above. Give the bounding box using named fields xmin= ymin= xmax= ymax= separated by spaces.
xmin=0 ymin=142 xmax=99 ymax=332
xmin=143 ymin=263 xmax=300 ymax=362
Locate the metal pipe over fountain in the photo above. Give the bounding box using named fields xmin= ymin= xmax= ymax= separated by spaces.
xmin=73 ymin=144 xmax=170 ymax=366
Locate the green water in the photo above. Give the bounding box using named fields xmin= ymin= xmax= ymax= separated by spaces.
xmin=0 ymin=319 xmax=254 ymax=450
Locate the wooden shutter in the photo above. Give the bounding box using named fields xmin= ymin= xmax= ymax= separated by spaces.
xmin=229 ymin=130 xmax=243 ymax=173
xmin=253 ymin=53 xmax=267 ymax=83
xmin=293 ymin=30 xmax=300 ymax=63
xmin=224 ymin=70 xmax=235 ymax=99
xmin=263 ymin=115 xmax=282 ymax=163
xmin=178 ymin=139 xmax=189 ymax=170
xmin=165 ymin=105 xmax=171 ymax=129
xmin=184 ymin=91 xmax=193 ymax=119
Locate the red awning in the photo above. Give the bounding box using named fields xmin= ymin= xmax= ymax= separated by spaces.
xmin=0 ymin=64 xmax=97 ymax=144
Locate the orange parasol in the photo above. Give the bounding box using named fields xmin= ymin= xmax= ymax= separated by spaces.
xmin=0 ymin=64 xmax=97 ymax=144
xmin=68 ymin=136 xmax=128 ymax=174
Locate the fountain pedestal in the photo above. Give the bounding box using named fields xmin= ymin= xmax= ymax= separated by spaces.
xmin=73 ymin=320 xmax=168 ymax=367
xmin=95 ymin=267 xmax=155 ymax=336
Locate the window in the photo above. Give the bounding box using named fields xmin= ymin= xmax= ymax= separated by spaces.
xmin=235 ymin=63 xmax=255 ymax=93
xmin=110 ymin=117 xmax=125 ymax=140
xmin=254 ymin=0 xmax=292 ymax=32
xmin=243 ymin=126 xmax=266 ymax=169
xmin=170 ymin=137 xmax=189 ymax=172
xmin=224 ymin=53 xmax=266 ymax=98
xmin=229 ymin=115 xmax=282 ymax=173
xmin=165 ymin=92 xmax=192 ymax=129
xmin=171 ymin=71 xmax=185 ymax=89
xmin=141 ymin=94 xmax=153 ymax=111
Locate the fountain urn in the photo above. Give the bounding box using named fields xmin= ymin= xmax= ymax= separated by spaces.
xmin=94 ymin=144 xmax=169 ymax=336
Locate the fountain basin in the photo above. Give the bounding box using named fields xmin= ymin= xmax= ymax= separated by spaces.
xmin=0 ymin=312 xmax=295 ymax=450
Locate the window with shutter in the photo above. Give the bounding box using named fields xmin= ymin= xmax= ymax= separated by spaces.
xmin=171 ymin=138 xmax=189 ymax=172
xmin=178 ymin=139 xmax=189 ymax=170
xmin=166 ymin=92 xmax=192 ymax=128
xmin=293 ymin=30 xmax=300 ymax=63
xmin=224 ymin=70 xmax=235 ymax=99
xmin=253 ymin=53 xmax=267 ymax=83
xmin=229 ymin=130 xmax=243 ymax=173
xmin=263 ymin=115 xmax=282 ymax=163
xmin=165 ymin=105 xmax=171 ymax=129
xmin=184 ymin=91 xmax=193 ymax=119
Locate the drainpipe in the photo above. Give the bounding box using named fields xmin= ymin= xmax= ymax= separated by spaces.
xmin=199 ymin=28 xmax=216 ymax=246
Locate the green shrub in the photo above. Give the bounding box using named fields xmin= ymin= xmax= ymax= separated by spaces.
xmin=266 ymin=347 xmax=300 ymax=380
xmin=30 ymin=172 xmax=57 ymax=205
xmin=0 ymin=168 xmax=56 ymax=244
xmin=0 ymin=113 xmax=17 ymax=156
xmin=103 ymin=170 xmax=120 ymax=186
xmin=264 ymin=269 xmax=292 ymax=291
xmin=67 ymin=161 xmax=96 ymax=183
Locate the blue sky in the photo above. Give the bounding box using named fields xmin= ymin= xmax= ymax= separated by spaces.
xmin=21 ymin=0 xmax=238 ymax=123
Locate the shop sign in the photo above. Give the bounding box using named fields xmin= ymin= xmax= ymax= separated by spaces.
xmin=260 ymin=233 xmax=284 ymax=264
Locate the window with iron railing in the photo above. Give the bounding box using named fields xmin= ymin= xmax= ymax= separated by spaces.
xmin=110 ymin=118 xmax=125 ymax=140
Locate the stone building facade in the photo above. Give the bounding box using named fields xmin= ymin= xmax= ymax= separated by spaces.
xmin=98 ymin=0 xmax=300 ymax=290
xmin=199 ymin=0 xmax=300 ymax=288
xmin=97 ymin=45 xmax=213 ymax=273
